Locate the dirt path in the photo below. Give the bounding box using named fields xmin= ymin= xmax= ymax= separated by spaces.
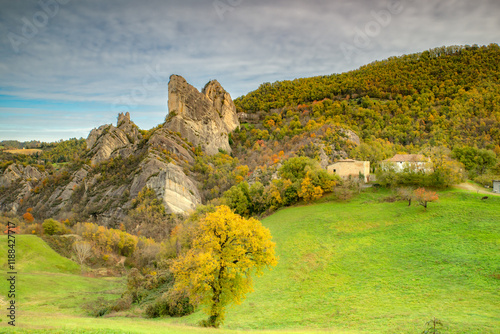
xmin=454 ymin=182 xmax=500 ymax=197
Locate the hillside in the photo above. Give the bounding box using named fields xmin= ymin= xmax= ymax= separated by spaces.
xmin=1 ymin=190 xmax=499 ymax=333
xmin=234 ymin=44 xmax=500 ymax=150
xmin=0 ymin=235 xmax=124 ymax=332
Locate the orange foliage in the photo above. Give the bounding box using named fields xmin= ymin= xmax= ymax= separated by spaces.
xmin=23 ymin=212 xmax=34 ymax=223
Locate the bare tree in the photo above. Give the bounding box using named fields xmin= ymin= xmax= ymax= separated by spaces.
xmin=73 ymin=241 xmax=92 ymax=265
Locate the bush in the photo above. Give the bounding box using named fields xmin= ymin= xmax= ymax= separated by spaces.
xmin=83 ymin=297 xmax=113 ymax=317
xmin=112 ymin=293 xmax=133 ymax=312
xmin=42 ymin=218 xmax=68 ymax=235
xmin=145 ymin=291 xmax=193 ymax=318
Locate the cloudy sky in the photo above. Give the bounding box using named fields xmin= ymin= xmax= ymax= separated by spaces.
xmin=0 ymin=0 xmax=499 ymax=142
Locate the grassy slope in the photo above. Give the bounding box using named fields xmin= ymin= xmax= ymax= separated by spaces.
xmin=1 ymin=190 xmax=499 ymax=333
xmin=216 ymin=189 xmax=500 ymax=333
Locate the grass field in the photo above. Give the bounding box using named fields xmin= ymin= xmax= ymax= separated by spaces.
xmin=3 ymin=149 xmax=43 ymax=155
xmin=0 ymin=188 xmax=499 ymax=333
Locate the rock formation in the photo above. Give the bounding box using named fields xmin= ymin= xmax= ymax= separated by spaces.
xmin=0 ymin=164 xmax=48 ymax=213
xmin=130 ymin=158 xmax=201 ymax=214
xmin=0 ymin=75 xmax=241 ymax=225
xmin=0 ymin=164 xmax=47 ymax=188
xmin=86 ymin=112 xmax=142 ymax=165
xmin=165 ymin=75 xmax=239 ymax=155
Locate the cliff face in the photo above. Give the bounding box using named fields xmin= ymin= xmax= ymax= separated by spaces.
xmin=86 ymin=112 xmax=142 ymax=165
xmin=129 ymin=158 xmax=201 ymax=214
xmin=202 ymin=79 xmax=240 ymax=133
xmin=0 ymin=164 xmax=48 ymax=213
xmin=165 ymin=75 xmax=239 ymax=155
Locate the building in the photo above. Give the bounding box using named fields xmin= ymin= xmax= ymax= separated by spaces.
xmin=380 ymin=154 xmax=432 ymax=173
xmin=327 ymin=159 xmax=370 ymax=183
xmin=493 ymin=180 xmax=500 ymax=193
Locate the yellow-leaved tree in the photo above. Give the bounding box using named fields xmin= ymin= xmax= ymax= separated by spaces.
xmin=170 ymin=205 xmax=277 ymax=328
xmin=298 ymin=174 xmax=323 ymax=202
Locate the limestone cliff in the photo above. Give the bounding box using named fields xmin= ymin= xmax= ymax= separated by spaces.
xmin=202 ymin=80 xmax=240 ymax=133
xmin=130 ymin=157 xmax=201 ymax=214
xmin=0 ymin=164 xmax=48 ymax=213
xmin=0 ymin=164 xmax=47 ymax=189
xmin=86 ymin=112 xmax=142 ymax=165
xmin=165 ymin=75 xmax=239 ymax=155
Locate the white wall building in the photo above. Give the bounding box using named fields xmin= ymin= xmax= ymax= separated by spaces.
xmin=380 ymin=154 xmax=433 ymax=173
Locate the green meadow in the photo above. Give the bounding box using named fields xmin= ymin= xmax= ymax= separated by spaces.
xmin=1 ymin=188 xmax=499 ymax=333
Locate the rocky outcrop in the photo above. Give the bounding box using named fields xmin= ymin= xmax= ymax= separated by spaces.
xmin=0 ymin=76 xmax=240 ymax=222
xmin=340 ymin=128 xmax=360 ymax=146
xmin=165 ymin=75 xmax=239 ymax=155
xmin=147 ymin=127 xmax=195 ymax=164
xmin=44 ymin=167 xmax=89 ymax=212
xmin=87 ymin=112 xmax=142 ymax=165
xmin=237 ymin=112 xmax=261 ymax=123
xmin=0 ymin=164 xmax=47 ymax=188
xmin=202 ymin=80 xmax=240 ymax=133
xmin=0 ymin=164 xmax=48 ymax=213
xmin=130 ymin=156 xmax=201 ymax=214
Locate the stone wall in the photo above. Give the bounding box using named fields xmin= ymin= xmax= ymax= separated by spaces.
xmin=327 ymin=160 xmax=370 ymax=183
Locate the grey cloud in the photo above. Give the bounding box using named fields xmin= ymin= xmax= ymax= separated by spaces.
xmin=0 ymin=0 xmax=499 ymax=141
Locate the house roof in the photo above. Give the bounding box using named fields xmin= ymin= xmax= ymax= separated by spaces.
xmin=383 ymin=154 xmax=428 ymax=163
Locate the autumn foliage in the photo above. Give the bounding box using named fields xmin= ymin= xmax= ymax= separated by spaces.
xmin=413 ymin=188 xmax=439 ymax=210
xmin=171 ymin=205 xmax=277 ymax=327
xmin=23 ymin=212 xmax=34 ymax=223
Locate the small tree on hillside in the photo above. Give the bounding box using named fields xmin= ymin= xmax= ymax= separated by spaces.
xmin=171 ymin=205 xmax=277 ymax=328
xmin=298 ymin=175 xmax=323 ymax=202
xmin=23 ymin=212 xmax=34 ymax=223
xmin=397 ymin=187 xmax=414 ymax=206
xmin=73 ymin=240 xmax=93 ymax=265
xmin=414 ymin=188 xmax=438 ymax=210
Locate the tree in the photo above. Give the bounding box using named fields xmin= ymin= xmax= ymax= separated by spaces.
xmin=171 ymin=206 xmax=277 ymax=327
xmin=413 ymin=188 xmax=438 ymax=210
xmin=397 ymin=187 xmax=414 ymax=206
xmin=223 ymin=182 xmax=250 ymax=216
xmin=298 ymin=175 xmax=323 ymax=202
xmin=73 ymin=240 xmax=92 ymax=265
xmin=42 ymin=218 xmax=67 ymax=235
xmin=452 ymin=146 xmax=497 ymax=177
xmin=23 ymin=212 xmax=34 ymax=223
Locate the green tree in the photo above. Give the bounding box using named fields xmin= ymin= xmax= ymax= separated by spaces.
xmin=452 ymin=146 xmax=497 ymax=177
xmin=171 ymin=206 xmax=277 ymax=327
xmin=42 ymin=218 xmax=68 ymax=235
xmin=222 ymin=182 xmax=250 ymax=216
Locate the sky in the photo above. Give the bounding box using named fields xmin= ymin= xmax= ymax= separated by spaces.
xmin=0 ymin=0 xmax=499 ymax=142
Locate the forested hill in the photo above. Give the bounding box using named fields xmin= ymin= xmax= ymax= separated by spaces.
xmin=233 ymin=44 xmax=500 ymax=150
xmin=235 ymin=44 xmax=500 ymax=111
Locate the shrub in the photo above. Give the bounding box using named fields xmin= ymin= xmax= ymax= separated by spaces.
xmin=42 ymin=218 xmax=68 ymax=235
xmin=83 ymin=297 xmax=113 ymax=317
xmin=112 ymin=293 xmax=133 ymax=312
xmin=145 ymin=291 xmax=194 ymax=318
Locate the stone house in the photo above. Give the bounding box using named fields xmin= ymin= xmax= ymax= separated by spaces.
xmin=327 ymin=159 xmax=370 ymax=183
xmin=493 ymin=180 xmax=500 ymax=193
xmin=380 ymin=154 xmax=432 ymax=173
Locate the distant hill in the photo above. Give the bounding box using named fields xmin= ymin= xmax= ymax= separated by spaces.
xmin=234 ymin=44 xmax=500 ymax=150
